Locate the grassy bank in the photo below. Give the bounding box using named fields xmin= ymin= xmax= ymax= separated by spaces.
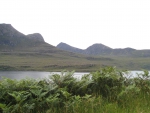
xmin=0 ymin=67 xmax=150 ymax=113
xmin=1 ymin=52 xmax=150 ymax=71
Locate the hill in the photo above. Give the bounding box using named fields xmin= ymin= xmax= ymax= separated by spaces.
xmin=0 ymin=24 xmax=116 ymax=71
xmin=84 ymin=43 xmax=112 ymax=55
xmin=27 ymin=33 xmax=45 ymax=42
xmin=0 ymin=24 xmax=57 ymax=52
xmin=1 ymin=24 xmax=150 ymax=71
xmin=57 ymin=42 xmax=84 ymax=54
xmin=57 ymin=42 xmax=150 ymax=57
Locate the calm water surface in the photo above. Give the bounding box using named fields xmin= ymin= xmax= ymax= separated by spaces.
xmin=0 ymin=71 xmax=89 ymax=80
xmin=0 ymin=71 xmax=148 ymax=80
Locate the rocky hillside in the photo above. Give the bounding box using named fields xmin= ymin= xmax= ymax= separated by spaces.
xmin=0 ymin=24 xmax=55 ymax=52
xmin=0 ymin=24 xmax=24 ymax=38
xmin=84 ymin=43 xmax=112 ymax=55
xmin=1 ymin=24 xmax=150 ymax=71
xmin=0 ymin=24 xmax=27 ymax=47
xmin=57 ymin=42 xmax=84 ymax=54
xmin=0 ymin=24 xmax=105 ymax=71
xmin=27 ymin=33 xmax=45 ymax=42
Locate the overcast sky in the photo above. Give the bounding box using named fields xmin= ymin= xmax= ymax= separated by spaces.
xmin=1 ymin=0 xmax=150 ymax=49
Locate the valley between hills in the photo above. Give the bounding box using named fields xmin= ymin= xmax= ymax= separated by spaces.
xmin=0 ymin=24 xmax=150 ymax=71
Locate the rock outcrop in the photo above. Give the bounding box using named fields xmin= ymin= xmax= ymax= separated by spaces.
xmin=84 ymin=43 xmax=112 ymax=55
xmin=0 ymin=24 xmax=25 ymax=38
xmin=57 ymin=42 xmax=84 ymax=53
xmin=0 ymin=24 xmax=49 ymax=52
xmin=27 ymin=33 xmax=45 ymax=42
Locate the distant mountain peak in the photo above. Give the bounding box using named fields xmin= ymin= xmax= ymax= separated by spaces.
xmin=86 ymin=43 xmax=112 ymax=50
xmin=0 ymin=24 xmax=45 ymax=43
xmin=85 ymin=43 xmax=112 ymax=55
xmin=124 ymin=47 xmax=136 ymax=50
xmin=0 ymin=24 xmax=49 ymax=52
xmin=57 ymin=42 xmax=84 ymax=53
xmin=57 ymin=42 xmax=69 ymax=46
xmin=0 ymin=24 xmax=24 ymax=37
xmin=57 ymin=42 xmax=79 ymax=49
xmin=59 ymin=42 xmax=66 ymax=44
xmin=56 ymin=42 xmax=139 ymax=56
xmin=0 ymin=23 xmax=12 ymax=27
xmin=27 ymin=33 xmax=45 ymax=42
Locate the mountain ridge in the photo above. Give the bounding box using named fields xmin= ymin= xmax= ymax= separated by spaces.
xmin=27 ymin=33 xmax=45 ymax=42
xmin=56 ymin=42 xmax=150 ymax=57
xmin=0 ymin=24 xmax=103 ymax=71
xmin=0 ymin=24 xmax=56 ymax=52
xmin=84 ymin=43 xmax=112 ymax=55
xmin=0 ymin=24 xmax=44 ymax=42
xmin=57 ymin=42 xmax=84 ymax=54
xmin=1 ymin=24 xmax=150 ymax=71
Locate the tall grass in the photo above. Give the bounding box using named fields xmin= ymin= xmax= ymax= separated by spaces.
xmin=0 ymin=67 xmax=150 ymax=113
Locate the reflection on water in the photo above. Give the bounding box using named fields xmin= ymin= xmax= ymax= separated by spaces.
xmin=0 ymin=71 xmax=89 ymax=80
xmin=124 ymin=71 xmax=149 ymax=78
xmin=0 ymin=71 xmax=148 ymax=80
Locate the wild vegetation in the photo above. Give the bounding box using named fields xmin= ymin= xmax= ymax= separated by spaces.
xmin=0 ymin=67 xmax=150 ymax=113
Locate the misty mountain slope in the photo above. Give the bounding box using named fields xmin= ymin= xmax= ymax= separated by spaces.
xmin=0 ymin=24 xmax=45 ymax=51
xmin=0 ymin=24 xmax=98 ymax=71
xmin=0 ymin=24 xmax=98 ymax=58
xmin=57 ymin=42 xmax=150 ymax=57
xmin=27 ymin=33 xmax=45 ymax=42
xmin=84 ymin=43 xmax=112 ymax=55
xmin=56 ymin=42 xmax=135 ymax=56
xmin=0 ymin=24 xmax=64 ymax=53
xmin=0 ymin=24 xmax=31 ymax=48
xmin=57 ymin=42 xmax=84 ymax=53
xmin=1 ymin=24 xmax=150 ymax=71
